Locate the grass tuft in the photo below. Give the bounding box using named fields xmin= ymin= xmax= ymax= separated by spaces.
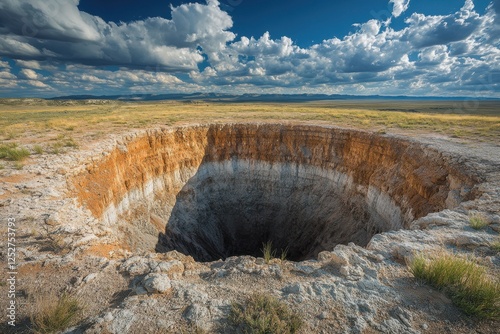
xmin=33 ymin=145 xmax=44 ymax=154
xmin=229 ymin=293 xmax=303 ymax=334
xmin=469 ymin=213 xmax=490 ymax=230
xmin=280 ymin=246 xmax=289 ymax=262
xmin=0 ymin=143 xmax=30 ymax=161
xmin=48 ymin=136 xmax=78 ymax=154
xmin=408 ymin=252 xmax=500 ymax=319
xmin=490 ymin=238 xmax=500 ymax=253
xmin=62 ymin=137 xmax=78 ymax=148
xmin=261 ymin=241 xmax=276 ymax=264
xmin=5 ymin=130 xmax=18 ymax=139
xmin=32 ymin=293 xmax=82 ymax=334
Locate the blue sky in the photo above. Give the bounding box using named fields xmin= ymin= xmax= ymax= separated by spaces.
xmin=0 ymin=0 xmax=498 ymax=97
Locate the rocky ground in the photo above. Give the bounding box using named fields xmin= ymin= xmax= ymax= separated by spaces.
xmin=0 ymin=122 xmax=499 ymax=333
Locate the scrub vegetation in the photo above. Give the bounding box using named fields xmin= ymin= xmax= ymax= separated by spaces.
xmin=408 ymin=252 xmax=500 ymax=319
xmin=31 ymin=293 xmax=82 ymax=334
xmin=229 ymin=293 xmax=304 ymax=334
xmin=0 ymin=100 xmax=499 ymax=149
xmin=0 ymin=143 xmax=30 ymax=161
xmin=468 ymin=213 xmax=490 ymax=230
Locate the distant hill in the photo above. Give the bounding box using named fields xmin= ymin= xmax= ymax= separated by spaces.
xmin=48 ymin=93 xmax=499 ymax=102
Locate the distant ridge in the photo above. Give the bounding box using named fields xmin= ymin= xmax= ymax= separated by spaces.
xmin=48 ymin=93 xmax=499 ymax=102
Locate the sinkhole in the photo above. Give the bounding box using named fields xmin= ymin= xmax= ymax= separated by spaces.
xmin=72 ymin=123 xmax=478 ymax=262
xmin=159 ymin=160 xmax=395 ymax=262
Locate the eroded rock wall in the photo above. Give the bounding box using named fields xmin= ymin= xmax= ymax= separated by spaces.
xmin=71 ymin=123 xmax=479 ymax=257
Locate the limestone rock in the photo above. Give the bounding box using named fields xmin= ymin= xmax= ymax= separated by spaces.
xmin=142 ymin=273 xmax=172 ymax=294
xmin=120 ymin=256 xmax=151 ymax=276
xmin=183 ymin=303 xmax=211 ymax=331
xmin=328 ymin=245 xmax=351 ymax=266
xmin=83 ymin=273 xmax=98 ymax=284
xmin=153 ymin=260 xmax=185 ymax=278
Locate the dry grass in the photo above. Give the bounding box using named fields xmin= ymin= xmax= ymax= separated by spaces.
xmin=33 ymin=145 xmax=44 ymax=154
xmin=469 ymin=213 xmax=490 ymax=230
xmin=490 ymin=238 xmax=500 ymax=253
xmin=0 ymin=100 xmax=498 ymax=148
xmin=261 ymin=241 xmax=276 ymax=264
xmin=31 ymin=293 xmax=82 ymax=334
xmin=229 ymin=293 xmax=303 ymax=334
xmin=280 ymin=246 xmax=289 ymax=262
xmin=408 ymin=252 xmax=500 ymax=319
xmin=47 ymin=135 xmax=79 ymax=154
xmin=0 ymin=143 xmax=30 ymax=161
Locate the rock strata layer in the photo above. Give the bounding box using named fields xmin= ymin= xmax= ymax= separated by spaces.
xmin=71 ymin=123 xmax=479 ymax=261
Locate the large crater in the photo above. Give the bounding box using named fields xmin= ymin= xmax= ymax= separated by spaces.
xmin=72 ymin=124 xmax=478 ymax=262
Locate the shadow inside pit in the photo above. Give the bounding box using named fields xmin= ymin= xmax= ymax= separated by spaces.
xmin=155 ymin=125 xmax=390 ymax=262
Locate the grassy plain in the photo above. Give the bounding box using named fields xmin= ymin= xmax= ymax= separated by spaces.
xmin=0 ymin=99 xmax=499 ymax=149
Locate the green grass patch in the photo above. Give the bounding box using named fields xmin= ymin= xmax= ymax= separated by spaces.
xmin=48 ymin=136 xmax=78 ymax=154
xmin=408 ymin=252 xmax=500 ymax=319
xmin=0 ymin=143 xmax=30 ymax=161
xmin=229 ymin=294 xmax=303 ymax=334
xmin=33 ymin=145 xmax=44 ymax=154
xmin=469 ymin=213 xmax=490 ymax=230
xmin=32 ymin=293 xmax=82 ymax=334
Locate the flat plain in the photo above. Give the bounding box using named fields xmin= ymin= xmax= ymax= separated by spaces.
xmin=1 ymin=100 xmax=499 ymax=149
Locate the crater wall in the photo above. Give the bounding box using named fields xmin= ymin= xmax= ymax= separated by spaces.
xmin=71 ymin=124 xmax=478 ymax=260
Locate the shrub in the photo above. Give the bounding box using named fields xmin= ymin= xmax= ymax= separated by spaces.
xmin=0 ymin=144 xmax=30 ymax=161
xmin=32 ymin=293 xmax=81 ymax=334
xmin=469 ymin=213 xmax=489 ymax=230
xmin=229 ymin=294 xmax=303 ymax=334
xmin=408 ymin=252 xmax=500 ymax=319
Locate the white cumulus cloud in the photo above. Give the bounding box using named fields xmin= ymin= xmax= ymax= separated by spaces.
xmin=390 ymin=0 xmax=411 ymax=18
xmin=0 ymin=0 xmax=498 ymax=98
xmin=0 ymin=0 xmax=101 ymax=42
xmin=0 ymin=0 xmax=235 ymax=70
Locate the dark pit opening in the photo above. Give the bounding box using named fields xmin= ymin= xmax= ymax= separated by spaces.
xmin=157 ymin=160 xmax=400 ymax=262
